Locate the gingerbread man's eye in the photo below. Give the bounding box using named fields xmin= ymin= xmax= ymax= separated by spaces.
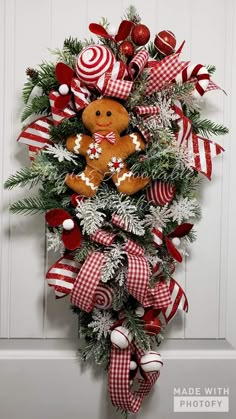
xmin=106 ymin=111 xmax=112 ymax=117
xmin=96 ymin=110 xmax=101 ymax=116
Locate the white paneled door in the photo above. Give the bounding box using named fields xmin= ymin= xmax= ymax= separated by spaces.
xmin=0 ymin=0 xmax=236 ymax=418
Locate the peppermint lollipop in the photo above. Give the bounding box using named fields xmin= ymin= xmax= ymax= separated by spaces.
xmin=93 ymin=284 xmax=114 ymax=309
xmin=76 ymin=45 xmax=115 ymax=85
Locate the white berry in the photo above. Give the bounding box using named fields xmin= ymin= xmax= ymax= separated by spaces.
xmin=135 ymin=306 xmax=145 ymax=318
xmin=172 ymin=237 xmax=181 ymax=247
xmin=62 ymin=219 xmax=74 ymax=230
xmin=130 ymin=361 xmax=138 ymax=371
xmin=59 ymin=84 xmax=69 ymax=95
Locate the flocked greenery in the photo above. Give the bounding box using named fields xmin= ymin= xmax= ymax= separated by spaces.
xmin=4 ymin=5 xmax=228 ymax=416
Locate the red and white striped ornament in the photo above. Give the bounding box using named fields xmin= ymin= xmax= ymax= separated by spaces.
xmin=93 ymin=284 xmax=114 ymax=309
xmin=174 ymin=64 xmax=210 ymax=99
xmin=76 ymin=45 xmax=115 ymax=85
xmin=154 ymin=30 xmax=176 ymax=55
xmin=140 ymin=351 xmax=163 ymax=373
xmin=111 ymin=326 xmax=133 ymax=349
xmin=147 ymin=181 xmax=176 ymax=206
xmin=17 ymin=116 xmax=53 ymax=161
xmin=46 ymin=254 xmax=81 ymax=298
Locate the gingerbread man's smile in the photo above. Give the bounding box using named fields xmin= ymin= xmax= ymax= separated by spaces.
xmin=96 ymin=122 xmax=112 ymax=127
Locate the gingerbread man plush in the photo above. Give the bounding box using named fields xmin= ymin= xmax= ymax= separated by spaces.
xmin=65 ymin=98 xmax=150 ymax=197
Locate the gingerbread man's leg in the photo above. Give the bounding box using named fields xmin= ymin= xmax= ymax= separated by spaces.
xmin=65 ymin=166 xmax=104 ymax=197
xmin=112 ymin=165 xmax=150 ymax=195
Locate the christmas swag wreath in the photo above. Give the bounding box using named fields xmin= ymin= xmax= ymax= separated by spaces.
xmin=5 ymin=5 xmax=228 ymax=416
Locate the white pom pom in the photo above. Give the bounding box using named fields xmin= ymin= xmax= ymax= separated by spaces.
xmin=172 ymin=237 xmax=181 ymax=247
xmin=111 ymin=326 xmax=133 ymax=349
xmin=140 ymin=351 xmax=163 ymax=373
xmin=130 ymin=361 xmax=138 ymax=371
xmin=135 ymin=306 xmax=145 ymax=318
xmin=107 ymin=25 xmax=117 ymax=36
xmin=62 ymin=219 xmax=74 ymax=231
xmin=59 ymin=84 xmax=69 ymax=95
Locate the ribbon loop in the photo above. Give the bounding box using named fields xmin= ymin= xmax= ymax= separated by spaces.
xmin=109 ymin=342 xmax=159 ymax=413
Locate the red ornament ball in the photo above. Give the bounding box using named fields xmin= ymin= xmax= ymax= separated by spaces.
xmin=143 ymin=318 xmax=162 ymax=336
xmin=119 ymin=41 xmax=135 ymax=58
xmin=131 ymin=24 xmax=150 ymax=46
xmin=154 ymin=30 xmax=176 ymax=55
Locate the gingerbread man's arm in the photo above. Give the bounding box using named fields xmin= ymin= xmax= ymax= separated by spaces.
xmin=66 ymin=133 xmax=92 ymax=157
xmin=120 ymin=132 xmax=147 ymax=159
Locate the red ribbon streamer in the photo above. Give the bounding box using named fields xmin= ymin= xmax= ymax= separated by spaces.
xmin=109 ymin=342 xmax=159 ymax=413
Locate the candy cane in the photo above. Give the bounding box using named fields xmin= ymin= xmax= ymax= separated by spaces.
xmin=175 ymin=64 xmax=210 ymax=99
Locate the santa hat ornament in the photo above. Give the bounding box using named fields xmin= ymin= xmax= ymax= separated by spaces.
xmin=45 ymin=209 xmax=82 ymax=250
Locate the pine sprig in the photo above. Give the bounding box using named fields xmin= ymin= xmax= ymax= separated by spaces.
xmin=63 ymin=37 xmax=84 ymax=56
xmin=4 ymin=167 xmax=40 ymax=189
xmin=21 ymin=95 xmax=50 ymax=122
xmin=22 ymin=79 xmax=37 ymax=104
xmin=9 ymin=196 xmax=48 ymax=215
xmin=191 ymin=115 xmax=229 ymax=137
xmin=123 ymin=308 xmax=150 ymax=351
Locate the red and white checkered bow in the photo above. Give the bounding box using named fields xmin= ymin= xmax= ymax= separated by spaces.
xmin=109 ymin=342 xmax=160 ymax=413
xmin=96 ymin=60 xmax=133 ymax=100
xmin=145 ymin=46 xmax=189 ymax=96
xmin=93 ymin=131 xmax=116 ymax=144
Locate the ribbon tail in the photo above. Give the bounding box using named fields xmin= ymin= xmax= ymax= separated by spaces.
xmin=161 ymin=278 xmax=188 ymax=324
xmin=70 ymin=252 xmax=105 ymax=312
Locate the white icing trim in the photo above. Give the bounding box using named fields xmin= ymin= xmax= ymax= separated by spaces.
xmin=130 ymin=133 xmax=141 ymax=151
xmin=115 ymin=171 xmax=132 ymax=187
xmin=74 ymin=134 xmax=82 ymax=154
xmin=79 ymin=172 xmax=98 ymax=191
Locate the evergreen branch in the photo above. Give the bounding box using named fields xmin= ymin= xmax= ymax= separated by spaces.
xmin=9 ymin=197 xmax=47 ymax=215
xmin=22 ymin=79 xmax=37 ymax=104
xmin=21 ymin=95 xmax=50 ymax=122
xmin=63 ymin=37 xmax=84 ymax=56
xmin=36 ymin=61 xmax=58 ymax=93
xmin=123 ymin=309 xmax=150 ymax=351
xmin=49 ymin=118 xmax=85 ymax=142
xmin=4 ymin=167 xmax=40 ymax=190
xmin=206 ymin=65 xmax=216 ymax=75
xmin=191 ymin=116 xmax=229 ymax=137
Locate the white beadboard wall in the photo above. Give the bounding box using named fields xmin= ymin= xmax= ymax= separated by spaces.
xmin=0 ymin=0 xmax=233 ymax=341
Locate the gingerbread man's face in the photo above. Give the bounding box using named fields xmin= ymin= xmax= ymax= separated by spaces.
xmin=82 ymin=98 xmax=129 ymax=135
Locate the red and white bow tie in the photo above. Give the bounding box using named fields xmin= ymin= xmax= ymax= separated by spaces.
xmin=93 ymin=131 xmax=116 ymax=144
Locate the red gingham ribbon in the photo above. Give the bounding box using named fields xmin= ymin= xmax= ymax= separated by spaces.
xmin=123 ymin=239 xmax=150 ymax=304
xmin=143 ymin=281 xmax=172 ymax=309
xmin=70 ymin=251 xmax=105 ymax=311
xmin=134 ymin=105 xmax=160 ymax=115
xmin=96 ymin=60 xmax=133 ymax=100
xmin=109 ymin=342 xmax=159 ymax=413
xmin=145 ymin=52 xmax=189 ymax=96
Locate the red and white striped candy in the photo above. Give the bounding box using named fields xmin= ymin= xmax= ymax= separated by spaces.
xmin=140 ymin=351 xmax=163 ymax=373
xmin=93 ymin=284 xmax=114 ymax=309
xmin=147 ymin=181 xmax=176 ymax=206
xmin=174 ymin=64 xmax=210 ymax=99
xmin=76 ymin=45 xmax=115 ymax=85
xmin=46 ymin=254 xmax=81 ymax=298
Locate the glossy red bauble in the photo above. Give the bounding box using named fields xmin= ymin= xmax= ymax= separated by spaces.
xmin=131 ymin=24 xmax=150 ymax=46
xmin=119 ymin=41 xmax=135 ymax=57
xmin=154 ymin=30 xmax=176 ymax=55
xmin=143 ymin=318 xmax=162 ymax=336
